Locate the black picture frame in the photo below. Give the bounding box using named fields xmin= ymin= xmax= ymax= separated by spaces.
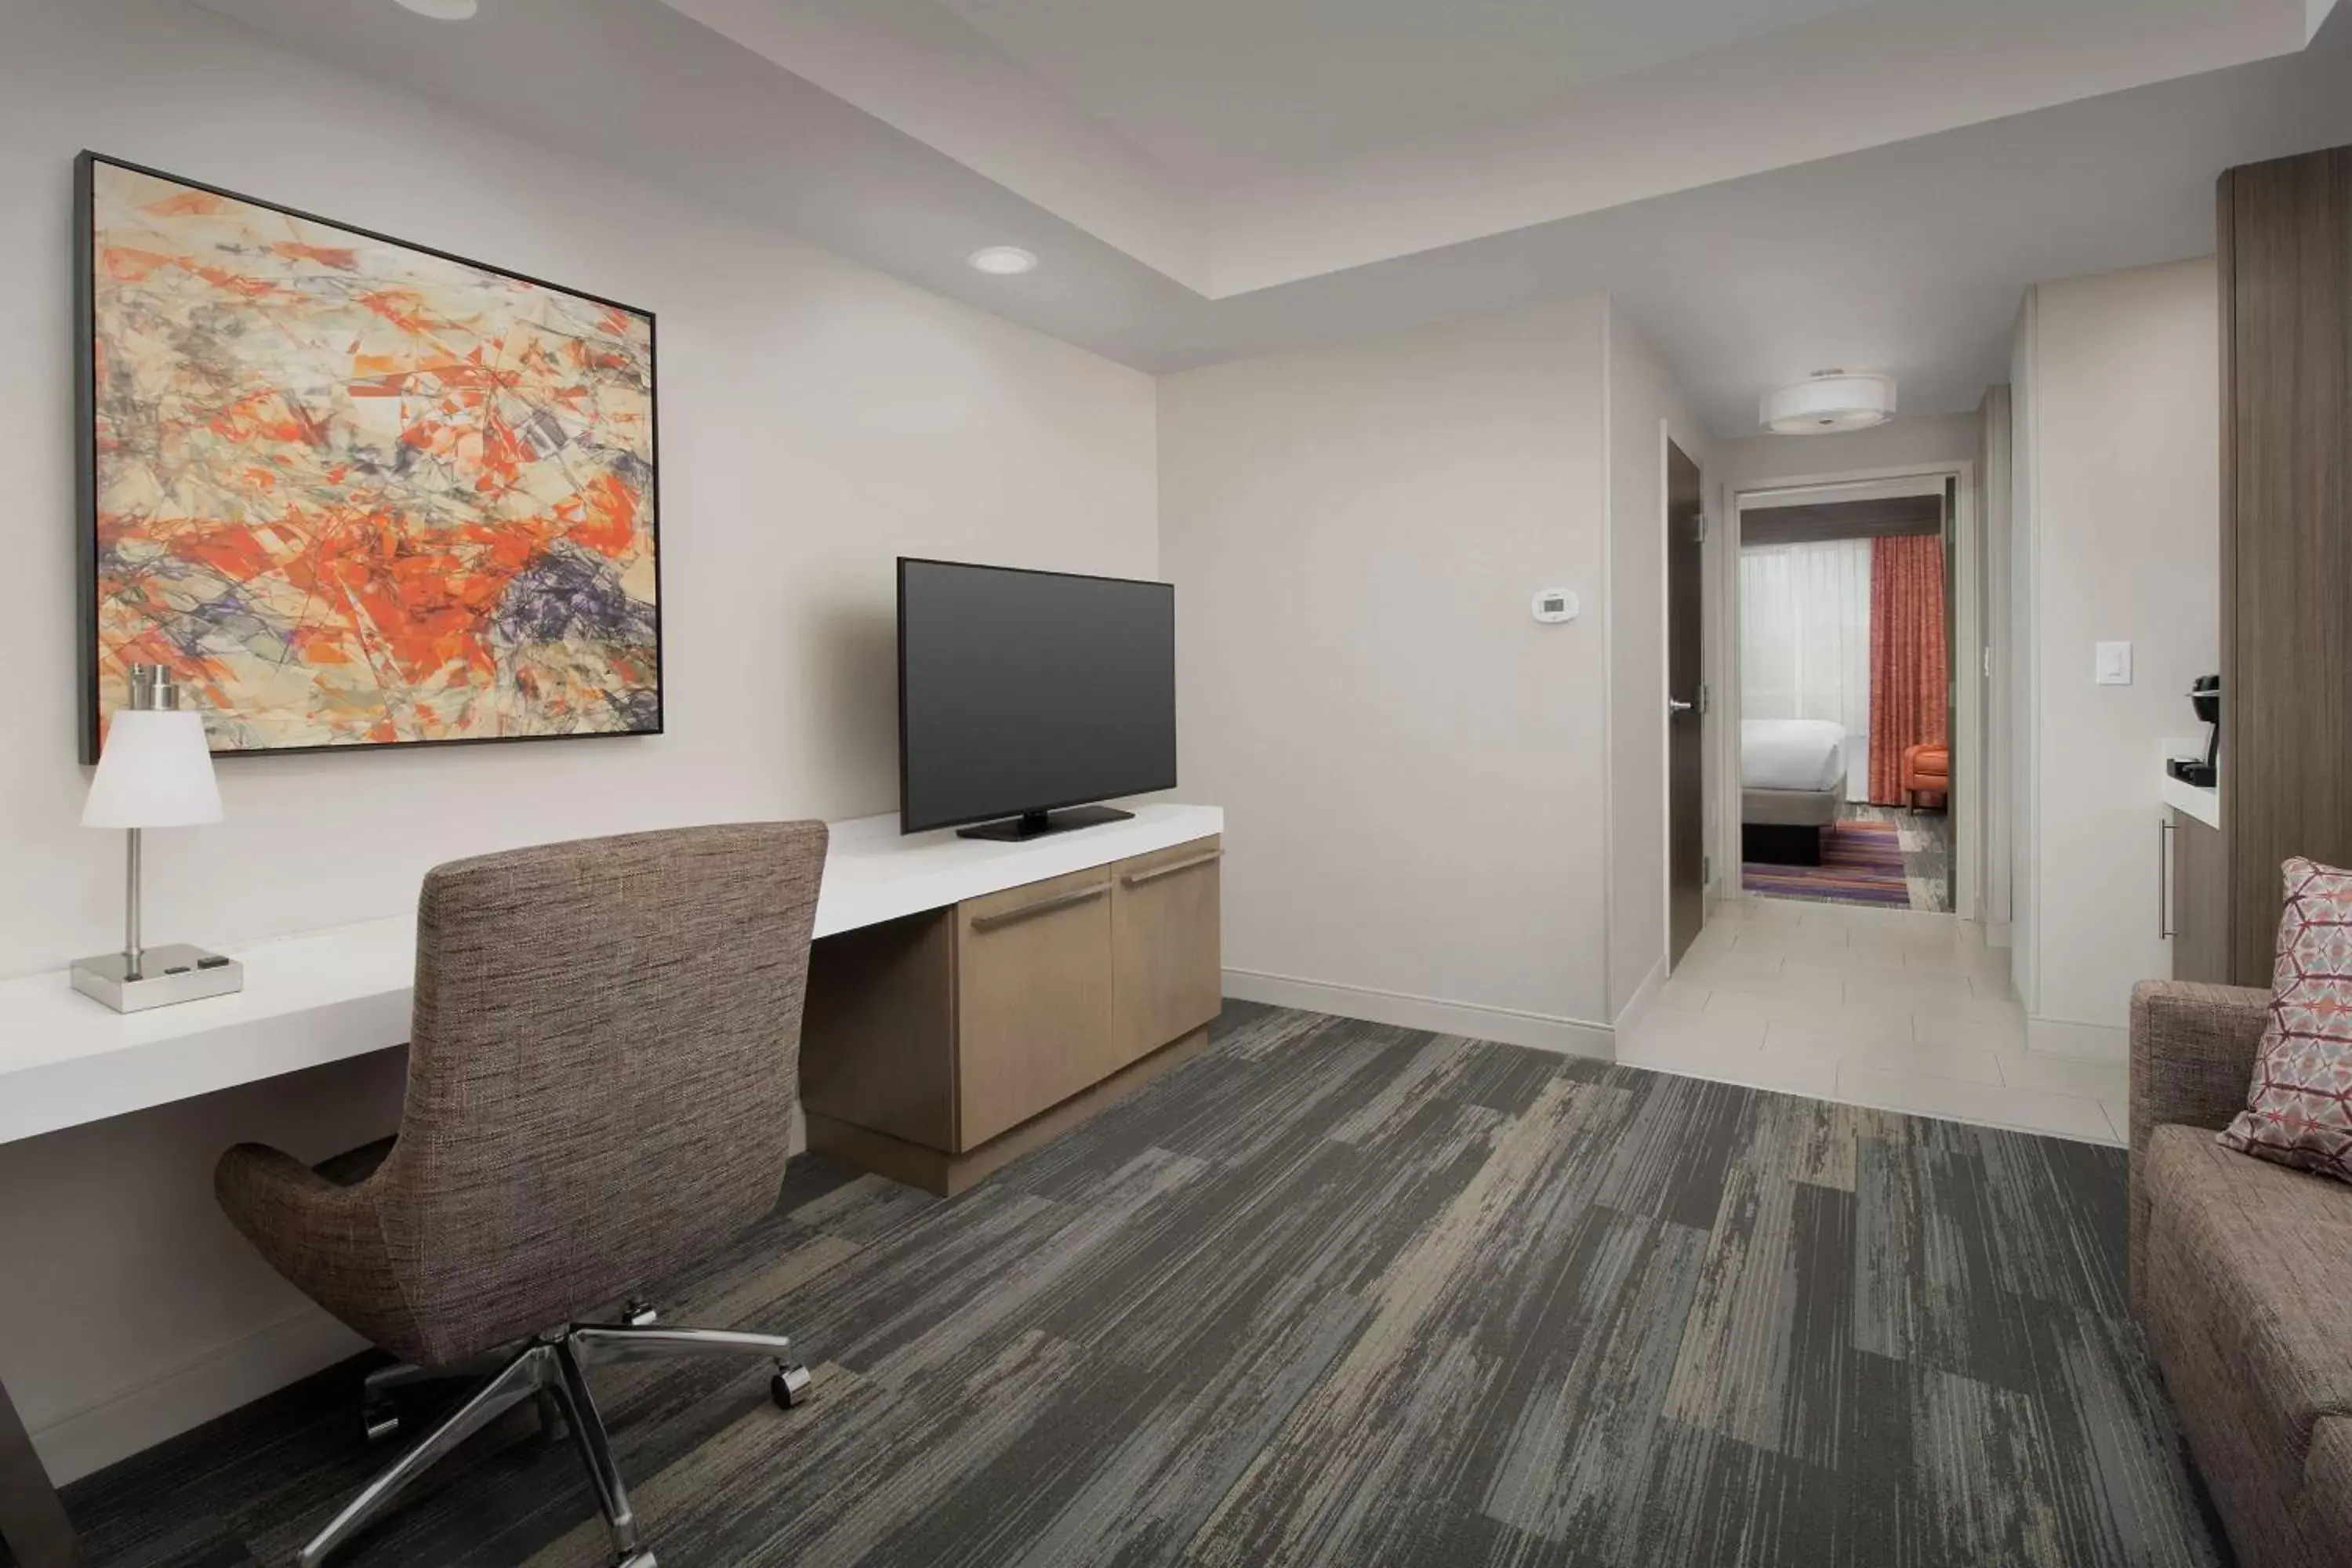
xmin=74 ymin=151 xmax=662 ymax=763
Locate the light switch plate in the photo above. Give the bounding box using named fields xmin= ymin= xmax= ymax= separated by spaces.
xmin=2095 ymin=641 xmax=2132 ymax=685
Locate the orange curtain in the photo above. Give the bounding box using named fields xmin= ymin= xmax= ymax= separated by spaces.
xmin=1867 ymin=534 xmax=1947 ymax=804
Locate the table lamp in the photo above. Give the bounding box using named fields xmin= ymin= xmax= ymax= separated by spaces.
xmin=71 ymin=663 xmax=242 ymax=1011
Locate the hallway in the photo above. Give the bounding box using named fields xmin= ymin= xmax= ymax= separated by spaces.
xmin=1625 ymin=897 xmax=2125 ymax=1145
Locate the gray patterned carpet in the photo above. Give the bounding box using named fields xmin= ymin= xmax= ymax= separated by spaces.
xmin=43 ymin=1003 xmax=2226 ymax=1568
xmin=1874 ymin=802 xmax=1956 ymax=911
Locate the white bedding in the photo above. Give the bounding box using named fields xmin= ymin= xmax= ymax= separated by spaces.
xmin=1742 ymin=719 xmax=1847 ymax=794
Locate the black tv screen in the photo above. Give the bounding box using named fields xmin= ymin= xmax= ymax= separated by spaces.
xmin=898 ymin=558 xmax=1176 ymax=834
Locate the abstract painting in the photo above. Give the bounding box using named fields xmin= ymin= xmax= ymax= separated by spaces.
xmin=76 ymin=154 xmax=660 ymax=760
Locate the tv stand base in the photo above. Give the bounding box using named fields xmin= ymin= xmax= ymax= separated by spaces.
xmin=956 ymin=804 xmax=1134 ymax=841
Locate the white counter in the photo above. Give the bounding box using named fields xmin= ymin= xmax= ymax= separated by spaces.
xmin=2162 ymin=772 xmax=2220 ymax=829
xmin=0 ymin=804 xmax=1221 ymax=1148
xmin=815 ymin=804 xmax=1220 ymax=935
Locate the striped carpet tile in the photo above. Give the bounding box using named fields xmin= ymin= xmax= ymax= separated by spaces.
xmin=46 ymin=1003 xmax=2227 ymax=1568
xmin=1743 ymin=818 xmax=1913 ymax=908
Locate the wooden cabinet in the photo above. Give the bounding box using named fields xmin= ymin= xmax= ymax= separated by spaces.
xmin=1110 ymin=838 xmax=1224 ymax=1064
xmin=955 ymin=866 xmax=1116 ymax=1146
xmin=2169 ymin=810 xmax=2230 ymax=984
xmin=800 ymin=833 xmax=1221 ymax=1194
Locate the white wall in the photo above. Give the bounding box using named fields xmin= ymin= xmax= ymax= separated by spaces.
xmin=1159 ymin=296 xmax=1615 ymax=1051
xmin=2011 ymin=257 xmax=2219 ymax=1053
xmin=1605 ymin=304 xmax=1711 ymax=1013
xmin=1 ymin=0 xmax=1158 ymax=1480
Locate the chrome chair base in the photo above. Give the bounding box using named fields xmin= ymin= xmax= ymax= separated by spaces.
xmin=304 ymin=1317 xmax=811 ymax=1568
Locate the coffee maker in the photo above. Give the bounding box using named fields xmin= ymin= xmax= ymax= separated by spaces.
xmin=2170 ymin=674 xmax=2220 ymax=787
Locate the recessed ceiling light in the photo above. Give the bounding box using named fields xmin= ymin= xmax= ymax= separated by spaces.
xmin=394 ymin=0 xmax=479 ymax=18
xmin=967 ymin=246 xmax=1039 ymax=277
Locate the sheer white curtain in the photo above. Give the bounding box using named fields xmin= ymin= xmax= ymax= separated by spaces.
xmin=1740 ymin=538 xmax=1873 ymax=800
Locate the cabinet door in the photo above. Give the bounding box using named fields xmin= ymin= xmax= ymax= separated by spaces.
xmin=955 ymin=866 xmax=1115 ymax=1149
xmin=1111 ymin=836 xmax=1223 ymax=1065
xmin=2171 ymin=810 xmax=2230 ymax=984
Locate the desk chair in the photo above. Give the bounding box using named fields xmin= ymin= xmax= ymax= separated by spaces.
xmin=216 ymin=822 xmax=829 ymax=1568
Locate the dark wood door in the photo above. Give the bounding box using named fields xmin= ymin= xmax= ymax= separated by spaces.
xmin=1668 ymin=440 xmax=1705 ymax=967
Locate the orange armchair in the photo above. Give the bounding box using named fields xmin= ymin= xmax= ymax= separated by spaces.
xmin=1900 ymin=742 xmax=1949 ymax=809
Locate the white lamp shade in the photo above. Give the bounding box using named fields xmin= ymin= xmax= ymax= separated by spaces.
xmin=83 ymin=710 xmax=223 ymax=828
xmin=1762 ymin=372 xmax=1897 ymax=434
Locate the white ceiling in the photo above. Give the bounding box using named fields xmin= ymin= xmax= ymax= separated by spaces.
xmin=185 ymin=0 xmax=2352 ymax=435
xmin=928 ymin=0 xmax=1879 ymax=185
xmin=667 ymin=0 xmax=2321 ymax=296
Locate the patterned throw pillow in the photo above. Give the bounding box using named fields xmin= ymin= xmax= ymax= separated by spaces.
xmin=2220 ymin=858 xmax=2352 ymax=1181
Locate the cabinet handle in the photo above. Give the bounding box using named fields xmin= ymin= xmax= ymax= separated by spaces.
xmin=968 ymin=883 xmax=1108 ymax=933
xmin=1121 ymin=848 xmax=1224 ymax=888
xmin=2159 ymin=816 xmax=2176 ymax=940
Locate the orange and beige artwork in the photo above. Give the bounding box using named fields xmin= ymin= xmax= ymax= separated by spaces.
xmin=83 ymin=158 xmax=659 ymax=756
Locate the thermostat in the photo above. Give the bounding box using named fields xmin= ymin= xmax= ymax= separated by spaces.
xmin=1531 ymin=588 xmax=1580 ymax=623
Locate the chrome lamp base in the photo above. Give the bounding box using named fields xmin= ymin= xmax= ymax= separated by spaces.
xmin=69 ymin=943 xmax=243 ymax=1013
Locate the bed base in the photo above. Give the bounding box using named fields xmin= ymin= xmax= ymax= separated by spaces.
xmin=1742 ymin=822 xmax=1824 ymax=867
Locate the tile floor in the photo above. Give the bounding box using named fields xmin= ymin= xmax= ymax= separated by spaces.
xmin=1624 ymin=894 xmax=2129 ymax=1145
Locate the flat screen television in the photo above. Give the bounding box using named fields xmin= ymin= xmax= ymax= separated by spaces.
xmin=898 ymin=558 xmax=1177 ymax=840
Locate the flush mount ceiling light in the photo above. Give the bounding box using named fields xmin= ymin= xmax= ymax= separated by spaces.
xmin=394 ymin=0 xmax=479 ymax=17
xmin=966 ymin=245 xmax=1039 ymax=277
xmin=1761 ymin=370 xmax=1897 ymax=434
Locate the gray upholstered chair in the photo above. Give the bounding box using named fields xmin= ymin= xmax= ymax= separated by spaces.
xmin=216 ymin=822 xmax=829 ymax=1568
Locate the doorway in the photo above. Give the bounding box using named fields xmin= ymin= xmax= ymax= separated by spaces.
xmin=1715 ymin=466 xmax=1981 ymax=921
xmin=1667 ymin=441 xmax=1705 ymax=964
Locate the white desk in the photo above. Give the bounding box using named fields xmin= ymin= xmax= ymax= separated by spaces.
xmin=0 ymin=801 xmax=1218 ymax=1566
xmin=0 ymin=804 xmax=1221 ymax=1150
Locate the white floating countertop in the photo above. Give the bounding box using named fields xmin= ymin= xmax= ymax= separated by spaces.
xmin=0 ymin=916 xmax=418 ymax=1149
xmin=2162 ymin=772 xmax=2220 ymax=829
xmin=814 ymin=803 xmax=1220 ymax=935
xmin=0 ymin=803 xmax=1221 ymax=1148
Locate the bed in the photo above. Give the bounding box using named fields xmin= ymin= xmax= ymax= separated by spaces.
xmin=1742 ymin=719 xmax=1846 ymax=866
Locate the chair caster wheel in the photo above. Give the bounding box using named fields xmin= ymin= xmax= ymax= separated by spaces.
xmin=771 ymin=1363 xmax=812 ymax=1410
xmin=363 ymin=1406 xmax=401 ymax=1444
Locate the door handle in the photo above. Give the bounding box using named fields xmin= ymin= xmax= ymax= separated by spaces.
xmin=1122 ymin=848 xmax=1222 ymax=888
xmin=1668 ymin=699 xmax=1696 ymax=715
xmin=969 ymin=883 xmax=1108 ymax=933
xmin=2158 ymin=816 xmax=2176 ymax=940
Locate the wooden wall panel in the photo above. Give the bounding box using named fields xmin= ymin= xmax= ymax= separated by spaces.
xmin=2217 ymin=167 xmax=2241 ymax=980
xmin=2220 ymin=147 xmax=2352 ymax=985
